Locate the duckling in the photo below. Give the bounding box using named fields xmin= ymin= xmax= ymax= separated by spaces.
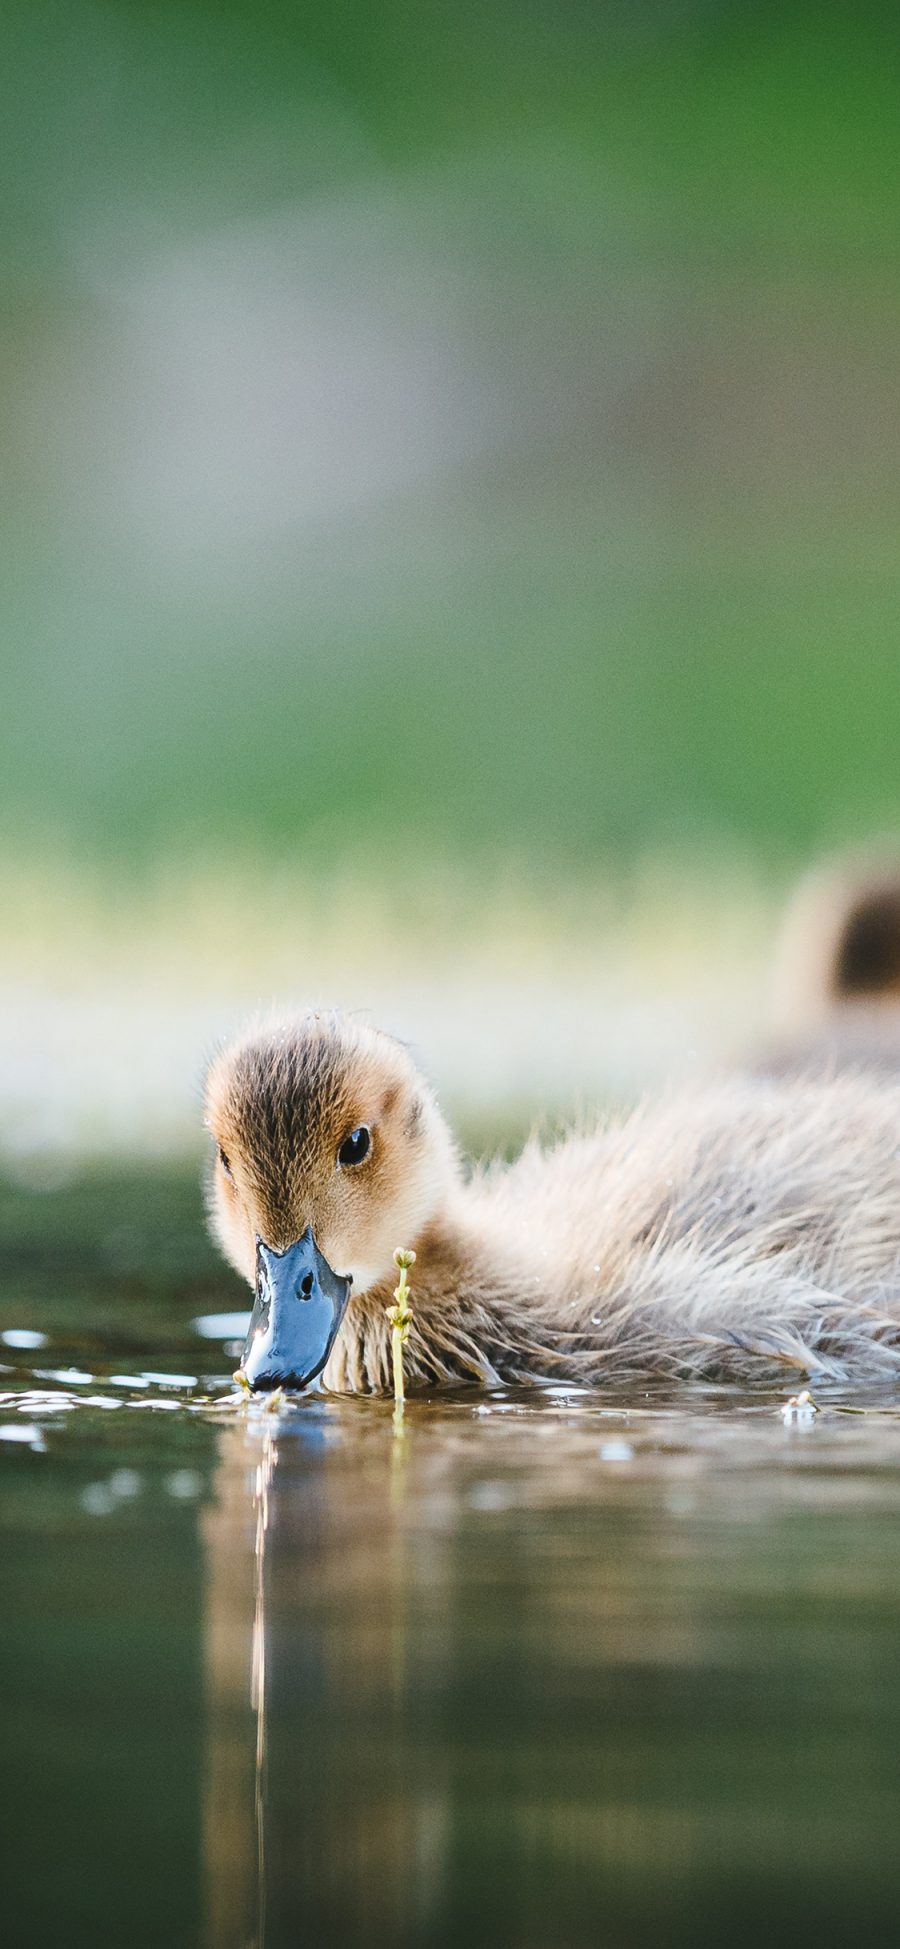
xmin=206 ymin=1010 xmax=900 ymax=1393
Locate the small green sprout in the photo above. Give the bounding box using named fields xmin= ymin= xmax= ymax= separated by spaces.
xmin=233 ymin=1367 xmax=251 ymax=1393
xmin=386 ymin=1247 xmax=416 ymax=1411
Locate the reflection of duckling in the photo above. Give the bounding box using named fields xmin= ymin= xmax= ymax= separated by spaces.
xmin=206 ymin=1009 xmax=900 ymax=1392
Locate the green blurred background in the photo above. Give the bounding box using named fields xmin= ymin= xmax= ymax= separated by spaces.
xmin=1 ymin=0 xmax=899 ymax=1162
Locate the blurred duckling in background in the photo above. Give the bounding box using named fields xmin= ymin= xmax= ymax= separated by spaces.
xmin=207 ymin=865 xmax=900 ymax=1392
xmin=766 ymin=849 xmax=900 ymax=1076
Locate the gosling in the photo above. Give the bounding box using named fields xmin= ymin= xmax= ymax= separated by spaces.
xmin=206 ymin=1010 xmax=900 ymax=1394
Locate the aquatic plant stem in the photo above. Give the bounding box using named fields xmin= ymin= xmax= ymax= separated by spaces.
xmin=387 ymin=1248 xmax=415 ymax=1412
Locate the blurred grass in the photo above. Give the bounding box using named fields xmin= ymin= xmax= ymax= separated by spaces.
xmin=0 ymin=0 xmax=898 ymax=875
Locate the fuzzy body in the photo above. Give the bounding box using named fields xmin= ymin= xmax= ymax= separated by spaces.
xmin=324 ymin=1071 xmax=900 ymax=1391
xmin=206 ymin=1013 xmax=900 ymax=1393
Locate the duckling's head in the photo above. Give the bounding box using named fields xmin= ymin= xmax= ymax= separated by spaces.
xmin=205 ymin=1012 xmax=457 ymax=1390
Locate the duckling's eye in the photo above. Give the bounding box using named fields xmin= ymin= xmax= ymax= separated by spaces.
xmin=218 ymin=1147 xmax=233 ymax=1180
xmin=337 ymin=1125 xmax=371 ymax=1168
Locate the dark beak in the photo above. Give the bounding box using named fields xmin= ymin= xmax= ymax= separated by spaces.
xmin=239 ymin=1227 xmax=351 ymax=1392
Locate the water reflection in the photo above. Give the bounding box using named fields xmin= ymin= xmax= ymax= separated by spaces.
xmin=251 ymin=1424 xmax=275 ymax=1949
xmin=9 ymin=1327 xmax=900 ymax=1947
xmin=202 ymin=1397 xmax=461 ymax=1947
xmin=199 ymin=1387 xmax=900 ymax=1948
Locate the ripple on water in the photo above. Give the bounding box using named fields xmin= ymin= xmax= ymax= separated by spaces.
xmin=0 ymin=1327 xmax=238 ymax=1437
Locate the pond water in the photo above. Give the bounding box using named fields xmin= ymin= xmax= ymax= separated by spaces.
xmin=4 ymin=1173 xmax=900 ymax=1947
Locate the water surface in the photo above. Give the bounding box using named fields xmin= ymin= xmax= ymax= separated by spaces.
xmin=4 ymin=1174 xmax=900 ymax=1947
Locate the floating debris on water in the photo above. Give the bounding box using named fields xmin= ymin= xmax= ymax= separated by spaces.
xmin=1 ymin=1329 xmax=47 ymax=1350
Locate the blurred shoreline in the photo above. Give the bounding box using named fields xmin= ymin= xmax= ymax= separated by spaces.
xmin=1 ymin=846 xmax=776 ymax=1180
